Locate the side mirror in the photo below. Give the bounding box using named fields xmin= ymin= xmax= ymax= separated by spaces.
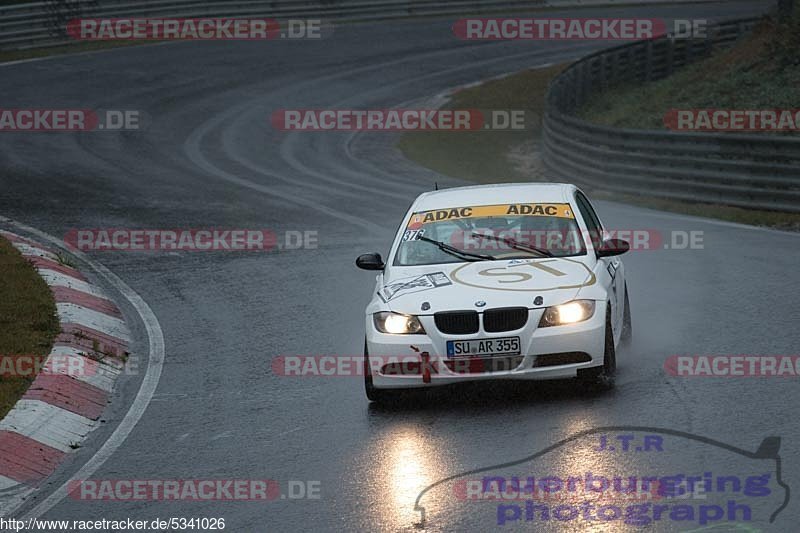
xmin=356 ymin=252 xmax=385 ymax=270
xmin=596 ymin=238 xmax=630 ymax=258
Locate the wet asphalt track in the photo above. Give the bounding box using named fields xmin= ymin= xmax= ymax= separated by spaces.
xmin=1 ymin=1 xmax=798 ymax=531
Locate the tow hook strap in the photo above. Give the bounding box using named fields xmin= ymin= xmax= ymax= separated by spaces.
xmin=411 ymin=345 xmax=432 ymax=384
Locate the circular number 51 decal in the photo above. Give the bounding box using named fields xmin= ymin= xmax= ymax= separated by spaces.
xmin=450 ymin=258 xmax=595 ymax=292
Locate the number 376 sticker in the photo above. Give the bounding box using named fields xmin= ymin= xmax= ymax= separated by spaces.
xmin=403 ymin=229 xmax=425 ymax=241
xmin=450 ymin=258 xmax=595 ymax=291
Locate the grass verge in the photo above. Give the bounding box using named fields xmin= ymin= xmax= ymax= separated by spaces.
xmin=590 ymin=191 xmax=800 ymax=231
xmin=578 ymin=14 xmax=800 ymax=130
xmin=397 ymin=33 xmax=800 ymax=230
xmin=0 ymin=235 xmax=60 ymax=420
xmin=397 ymin=63 xmax=568 ymax=182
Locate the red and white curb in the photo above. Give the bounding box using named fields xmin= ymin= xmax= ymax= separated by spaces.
xmin=0 ymin=230 xmax=129 ymax=492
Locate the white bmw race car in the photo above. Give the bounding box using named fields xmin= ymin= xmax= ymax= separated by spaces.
xmin=356 ymin=183 xmax=631 ymax=402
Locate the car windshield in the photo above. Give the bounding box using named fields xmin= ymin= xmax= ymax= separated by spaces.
xmin=393 ymin=202 xmax=586 ymax=266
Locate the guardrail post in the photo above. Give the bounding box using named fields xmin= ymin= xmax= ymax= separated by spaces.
xmin=561 ymin=69 xmax=580 ymax=109
xmin=599 ymin=54 xmax=608 ymax=91
xmin=622 ymin=47 xmax=631 ymax=82
xmin=572 ymin=63 xmax=582 ymax=110
xmin=578 ymin=61 xmax=589 ymax=108
xmin=685 ymin=37 xmax=694 ymax=64
xmin=665 ymin=36 xmax=675 ymax=77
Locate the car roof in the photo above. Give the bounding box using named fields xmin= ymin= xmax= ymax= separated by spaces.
xmin=411 ymin=182 xmax=577 ymax=212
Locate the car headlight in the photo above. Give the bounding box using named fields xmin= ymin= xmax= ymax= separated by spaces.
xmin=538 ymin=300 xmax=595 ymax=327
xmin=373 ymin=312 xmax=426 ymax=334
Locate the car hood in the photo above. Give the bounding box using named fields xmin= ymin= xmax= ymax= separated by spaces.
xmin=378 ymin=257 xmax=596 ymax=315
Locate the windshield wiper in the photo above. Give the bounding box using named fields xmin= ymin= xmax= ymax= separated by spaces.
xmin=417 ymin=236 xmax=495 ymax=261
xmin=470 ymin=232 xmax=554 ymax=257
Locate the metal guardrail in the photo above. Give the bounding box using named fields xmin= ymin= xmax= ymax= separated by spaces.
xmin=0 ymin=0 xmax=749 ymax=50
xmin=2 ymin=2 xmax=792 ymax=211
xmin=542 ymin=17 xmax=800 ymax=213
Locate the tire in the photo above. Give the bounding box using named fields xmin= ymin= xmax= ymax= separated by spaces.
xmin=577 ymin=307 xmax=616 ymax=390
xmin=364 ymin=338 xmax=400 ymax=403
xmin=620 ymin=283 xmax=632 ymax=350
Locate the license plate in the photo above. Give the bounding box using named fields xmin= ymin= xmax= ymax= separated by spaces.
xmin=446 ymin=337 xmax=520 ymax=358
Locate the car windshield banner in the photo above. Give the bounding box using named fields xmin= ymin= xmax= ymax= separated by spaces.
xmin=406 ymin=203 xmax=575 ymax=229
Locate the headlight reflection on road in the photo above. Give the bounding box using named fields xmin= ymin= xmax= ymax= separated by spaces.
xmin=386 ymin=430 xmax=436 ymax=527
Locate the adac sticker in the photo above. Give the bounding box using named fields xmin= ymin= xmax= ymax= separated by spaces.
xmin=406 ymin=203 xmax=573 ymax=228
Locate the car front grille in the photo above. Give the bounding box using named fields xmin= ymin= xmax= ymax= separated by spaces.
xmin=434 ymin=311 xmax=479 ymax=334
xmin=483 ymin=307 xmax=529 ymax=332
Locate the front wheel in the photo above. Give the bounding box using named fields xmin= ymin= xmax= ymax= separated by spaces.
xmin=364 ymin=339 xmax=400 ymax=403
xmin=576 ymin=307 xmax=616 ymax=390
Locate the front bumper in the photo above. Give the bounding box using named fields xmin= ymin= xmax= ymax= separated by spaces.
xmin=365 ymin=307 xmax=606 ymax=389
